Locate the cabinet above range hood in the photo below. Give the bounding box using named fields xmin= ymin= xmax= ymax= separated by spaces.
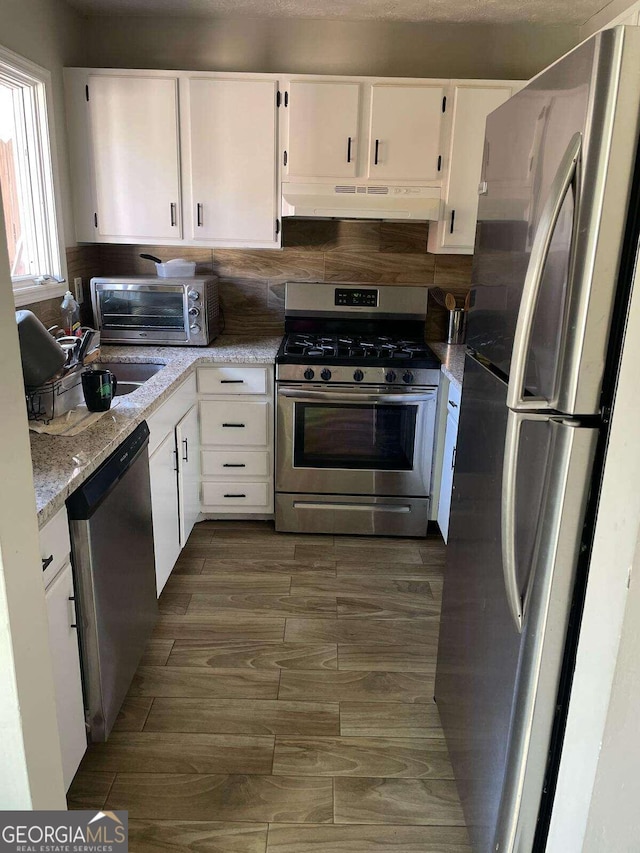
xmin=281 ymin=182 xmax=442 ymax=221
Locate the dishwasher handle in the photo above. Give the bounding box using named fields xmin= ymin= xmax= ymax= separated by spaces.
xmin=66 ymin=421 xmax=150 ymax=519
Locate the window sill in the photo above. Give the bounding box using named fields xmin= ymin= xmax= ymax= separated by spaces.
xmin=13 ymin=282 xmax=67 ymax=308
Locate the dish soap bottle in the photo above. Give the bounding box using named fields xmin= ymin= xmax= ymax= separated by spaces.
xmin=61 ymin=290 xmax=81 ymax=337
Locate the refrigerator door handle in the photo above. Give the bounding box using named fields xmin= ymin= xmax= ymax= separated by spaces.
xmin=507 ymin=132 xmax=582 ymax=412
xmin=501 ymin=409 xmax=552 ymax=633
xmin=494 ymin=419 xmax=598 ymax=851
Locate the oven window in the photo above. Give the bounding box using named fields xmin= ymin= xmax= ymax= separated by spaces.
xmin=294 ymin=403 xmax=417 ymax=470
xmin=100 ymin=290 xmax=185 ymax=330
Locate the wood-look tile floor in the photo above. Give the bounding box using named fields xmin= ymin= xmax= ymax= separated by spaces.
xmin=68 ymin=521 xmax=470 ymax=852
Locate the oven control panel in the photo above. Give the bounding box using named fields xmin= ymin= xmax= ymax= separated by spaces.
xmin=334 ymin=288 xmax=378 ymax=307
xmin=277 ymin=363 xmax=441 ymax=387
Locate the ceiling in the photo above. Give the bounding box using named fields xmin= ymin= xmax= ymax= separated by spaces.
xmin=66 ymin=0 xmax=606 ymax=25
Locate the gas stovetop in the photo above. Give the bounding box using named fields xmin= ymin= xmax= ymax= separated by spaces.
xmin=276 ymin=332 xmax=440 ymax=370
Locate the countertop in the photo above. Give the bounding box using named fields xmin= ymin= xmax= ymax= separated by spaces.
xmin=428 ymin=342 xmax=466 ymax=391
xmin=31 ymin=335 xmax=281 ymax=528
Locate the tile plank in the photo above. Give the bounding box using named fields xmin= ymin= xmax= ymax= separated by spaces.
xmin=145 ymin=698 xmax=340 ymax=736
xmin=295 ymin=544 xmax=423 ymax=565
xmin=67 ymin=771 xmax=115 ymax=810
xmin=106 ymin=773 xmax=333 ymax=823
xmin=129 ymin=666 xmax=279 ymax=699
xmin=267 ymin=824 xmax=471 ymax=852
xmin=165 ymin=574 xmax=292 ymax=595
xmin=334 ymin=777 xmax=465 ymax=825
xmin=202 ymin=558 xmax=336 ymax=575
xmin=167 ymin=640 xmax=338 ymax=670
xmin=129 ymin=820 xmax=268 ymax=853
xmin=273 ymin=736 xmax=452 ymax=778
xmin=337 ymin=562 xmax=443 ymax=579
xmin=339 ymin=643 xmax=437 ymax=672
xmin=158 ymin=593 xmax=192 ymax=616
xmin=81 ymin=732 xmax=274 ymax=775
xmin=153 ymin=616 xmax=285 ymax=641
xmin=285 ymin=618 xmax=438 ymax=646
xmin=340 ymin=702 xmax=444 ymax=739
xmin=279 ymin=670 xmax=434 ymax=704
xmin=111 ymin=697 xmax=154 ymax=733
xmin=187 ymin=594 xmax=336 ymax=619
xmin=140 ymin=639 xmax=174 ymax=666
xmin=337 ymin=594 xmax=440 ymax=620
xmin=291 ymin=576 xmax=434 ymax=597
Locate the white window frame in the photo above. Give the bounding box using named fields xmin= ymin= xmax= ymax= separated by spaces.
xmin=0 ymin=44 xmax=67 ymax=307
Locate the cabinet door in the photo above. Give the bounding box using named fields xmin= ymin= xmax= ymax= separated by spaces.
xmin=437 ymin=411 xmax=458 ymax=544
xmin=368 ymin=84 xmax=445 ymax=181
xmin=442 ymin=85 xmax=513 ymax=251
xmin=45 ymin=563 xmax=86 ymax=790
xmin=176 ymin=404 xmax=201 ymax=546
xmin=187 ymin=78 xmax=278 ymax=244
xmin=287 ymin=80 xmax=361 ymax=178
xmin=88 ymin=74 xmax=181 ymax=241
xmin=149 ymin=433 xmax=181 ymax=595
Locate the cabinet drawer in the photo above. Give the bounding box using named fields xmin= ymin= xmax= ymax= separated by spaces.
xmin=202 ymin=450 xmax=270 ymax=478
xmin=202 ymin=481 xmax=269 ymax=508
xmin=200 ymin=401 xmax=268 ymax=446
xmin=447 ymin=381 xmax=462 ymax=421
xmin=40 ymin=506 xmax=71 ymax=587
xmin=198 ymin=367 xmax=268 ymax=396
xmin=148 ymin=372 xmax=197 ymax=455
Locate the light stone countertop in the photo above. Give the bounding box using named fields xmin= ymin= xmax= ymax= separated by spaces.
xmin=428 ymin=342 xmax=466 ymax=391
xmin=31 ymin=335 xmax=281 ymax=528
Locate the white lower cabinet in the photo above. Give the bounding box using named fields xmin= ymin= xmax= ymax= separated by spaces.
xmin=437 ymin=381 xmax=461 ymax=543
xmin=149 ymin=430 xmax=182 ymax=595
xmin=44 ymin=555 xmax=87 ymax=790
xmin=147 ymin=373 xmax=199 ymax=594
xmin=176 ymin=404 xmax=201 ymax=544
xmin=199 ymin=365 xmax=274 ymax=515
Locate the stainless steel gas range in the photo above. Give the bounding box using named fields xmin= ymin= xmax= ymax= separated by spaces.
xmin=275 ymin=281 xmax=441 ymax=537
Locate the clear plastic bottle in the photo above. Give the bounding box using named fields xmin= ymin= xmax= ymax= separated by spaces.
xmin=61 ymin=290 xmax=81 ymax=337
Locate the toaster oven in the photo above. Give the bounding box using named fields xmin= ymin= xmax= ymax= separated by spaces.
xmin=90 ymin=276 xmax=222 ymax=346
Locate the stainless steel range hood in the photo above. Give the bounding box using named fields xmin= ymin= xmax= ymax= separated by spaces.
xmin=281 ymin=182 xmax=441 ymax=220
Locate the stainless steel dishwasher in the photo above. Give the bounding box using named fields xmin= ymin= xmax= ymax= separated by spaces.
xmin=67 ymin=421 xmax=157 ymax=742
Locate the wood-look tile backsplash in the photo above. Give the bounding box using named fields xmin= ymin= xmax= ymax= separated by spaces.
xmin=24 ymin=222 xmax=473 ymax=340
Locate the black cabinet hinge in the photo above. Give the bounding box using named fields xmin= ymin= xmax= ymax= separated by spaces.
xmin=276 ymin=90 xmax=281 ymax=107
xmin=276 ymin=218 xmax=280 ymax=235
xmin=284 ymin=91 xmax=289 ymax=107
xmin=442 ymin=95 xmax=447 ymax=113
xmin=93 ymin=212 xmax=98 ymax=228
xmin=85 ymin=84 xmax=89 ymax=102
xmin=283 ymin=150 xmax=288 ymax=167
xmin=437 ymin=155 xmax=442 ymax=172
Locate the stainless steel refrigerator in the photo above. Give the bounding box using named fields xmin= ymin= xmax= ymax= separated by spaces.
xmin=434 ymin=26 xmax=640 ymax=853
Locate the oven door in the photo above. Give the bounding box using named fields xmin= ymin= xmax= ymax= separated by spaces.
xmin=276 ymin=383 xmax=437 ymax=497
xmin=93 ymin=282 xmax=189 ymax=343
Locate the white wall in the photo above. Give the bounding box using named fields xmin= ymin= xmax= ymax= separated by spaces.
xmin=0 ymin=202 xmax=65 ymax=808
xmin=83 ymin=16 xmax=579 ymax=81
xmin=1 ymin=0 xmax=87 ymax=246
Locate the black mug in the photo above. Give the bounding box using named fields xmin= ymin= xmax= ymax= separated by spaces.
xmin=82 ymin=369 xmax=118 ymax=412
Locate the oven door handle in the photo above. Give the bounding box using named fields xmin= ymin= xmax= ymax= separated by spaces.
xmin=277 ymin=388 xmax=437 ymax=404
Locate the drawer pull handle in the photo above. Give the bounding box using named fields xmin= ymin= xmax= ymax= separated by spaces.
xmin=42 ymin=554 xmax=54 ymax=571
xmin=449 ymin=400 xmax=458 ymax=408
xmin=223 ymin=463 xmax=246 ymax=468
xmin=222 ymin=423 xmax=245 ymax=428
xmin=221 ymin=379 xmax=245 ymax=384
xmin=224 ymin=493 xmax=246 ymax=498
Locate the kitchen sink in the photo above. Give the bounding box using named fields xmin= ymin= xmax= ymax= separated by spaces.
xmin=96 ymin=361 xmax=165 ymax=396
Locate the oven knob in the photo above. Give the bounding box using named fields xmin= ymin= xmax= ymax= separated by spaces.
xmin=353 ymin=369 xmax=364 ymax=382
xmin=188 ymin=290 xmax=200 ymax=301
xmin=304 ymin=368 xmax=315 ymax=380
xmin=403 ymin=371 xmax=414 ymax=384
xmin=190 ymin=323 xmax=201 ymax=333
xmin=188 ymin=306 xmax=200 ymax=317
xmin=385 ymin=370 xmax=397 ymax=383
xmin=320 ymin=368 xmax=332 ymax=381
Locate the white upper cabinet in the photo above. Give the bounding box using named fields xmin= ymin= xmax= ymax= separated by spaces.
xmin=184 ymin=77 xmax=279 ymax=245
xmin=286 ymin=80 xmax=361 ymax=178
xmin=87 ymin=74 xmax=181 ymax=241
xmin=368 ymin=83 xmax=445 ymax=181
xmin=428 ymin=80 xmax=524 ymax=254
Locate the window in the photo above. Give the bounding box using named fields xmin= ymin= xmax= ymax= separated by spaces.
xmin=0 ymin=45 xmax=65 ymax=304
